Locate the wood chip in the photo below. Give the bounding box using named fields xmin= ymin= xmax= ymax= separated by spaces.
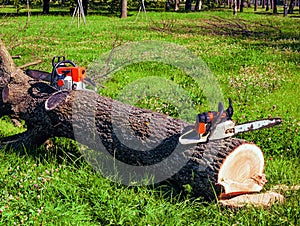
xmin=271 ymin=184 xmax=300 ymax=192
xmin=219 ymin=191 xmax=284 ymax=208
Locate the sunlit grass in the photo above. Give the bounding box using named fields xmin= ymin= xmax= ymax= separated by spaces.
xmin=0 ymin=8 xmax=299 ymax=225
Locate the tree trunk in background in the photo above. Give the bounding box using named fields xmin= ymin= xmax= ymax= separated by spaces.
xmin=82 ymin=0 xmax=88 ymax=15
xmin=228 ymin=0 xmax=232 ymax=9
xmin=120 ymin=0 xmax=127 ymax=18
xmin=174 ymin=0 xmax=180 ymax=11
xmin=266 ymin=0 xmax=270 ymax=11
xmin=254 ymin=0 xmax=258 ymax=11
xmin=233 ymin=0 xmax=238 ymax=14
xmin=0 ymin=40 xmax=267 ymax=201
xmin=262 ymin=0 xmax=265 ymax=8
xmin=273 ymin=0 xmax=277 ymax=13
xmin=185 ymin=0 xmax=192 ymax=11
xmin=43 ymin=0 xmax=50 ymax=14
xmin=240 ymin=0 xmax=244 ymax=12
xmin=247 ymin=0 xmax=251 ymax=7
xmin=288 ymin=0 xmax=295 ymax=13
xmin=195 ymin=0 xmax=202 ymax=11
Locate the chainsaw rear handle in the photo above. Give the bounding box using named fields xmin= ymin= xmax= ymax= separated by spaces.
xmin=53 ymin=60 xmax=77 ymax=69
xmin=52 ymin=56 xmax=66 ymax=67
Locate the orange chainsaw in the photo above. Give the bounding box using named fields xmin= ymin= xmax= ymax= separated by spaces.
xmin=50 ymin=56 xmax=86 ymax=90
xmin=25 ymin=56 xmax=96 ymax=91
xmin=179 ymin=99 xmax=282 ymax=145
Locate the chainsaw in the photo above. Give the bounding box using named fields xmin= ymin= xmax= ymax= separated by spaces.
xmin=179 ymin=99 xmax=282 ymax=145
xmin=50 ymin=56 xmax=86 ymax=90
xmin=25 ymin=56 xmax=96 ymax=91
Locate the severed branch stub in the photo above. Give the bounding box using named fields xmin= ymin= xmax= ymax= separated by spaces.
xmin=0 ymin=39 xmax=281 ymax=203
xmin=18 ymin=60 xmax=42 ymax=70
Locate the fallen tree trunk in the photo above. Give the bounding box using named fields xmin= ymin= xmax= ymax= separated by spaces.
xmin=0 ymin=39 xmax=266 ymax=201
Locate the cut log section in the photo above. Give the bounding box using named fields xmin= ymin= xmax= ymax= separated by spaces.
xmin=217 ymin=143 xmax=266 ymax=198
xmin=172 ymin=139 xmax=266 ymax=200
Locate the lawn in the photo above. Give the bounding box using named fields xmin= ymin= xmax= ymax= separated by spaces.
xmin=0 ymin=6 xmax=299 ymax=225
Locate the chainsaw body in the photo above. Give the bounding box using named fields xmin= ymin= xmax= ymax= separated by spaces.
xmin=51 ymin=56 xmax=86 ymax=90
xmin=179 ymin=106 xmax=234 ymax=145
xmin=195 ymin=111 xmax=230 ymax=136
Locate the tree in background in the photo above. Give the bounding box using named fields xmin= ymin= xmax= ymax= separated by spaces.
xmin=195 ymin=0 xmax=202 ymax=11
xmin=266 ymin=0 xmax=270 ymax=11
xmin=273 ymin=0 xmax=277 ymax=13
xmin=5 ymin=0 xmax=300 ymax=17
xmin=43 ymin=0 xmax=49 ymax=14
xmin=185 ymin=0 xmax=192 ymax=11
xmin=120 ymin=0 xmax=127 ymax=18
xmin=233 ymin=0 xmax=237 ymax=14
xmin=83 ymin=0 xmax=88 ymax=15
xmin=254 ymin=0 xmax=258 ymax=11
xmin=174 ymin=0 xmax=180 ymax=10
xmin=41 ymin=0 xmax=88 ymax=15
xmin=288 ymin=0 xmax=295 ymax=13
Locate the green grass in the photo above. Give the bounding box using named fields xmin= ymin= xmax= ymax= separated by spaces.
xmin=0 ymin=7 xmax=300 ymax=225
xmin=0 ymin=147 xmax=299 ymax=225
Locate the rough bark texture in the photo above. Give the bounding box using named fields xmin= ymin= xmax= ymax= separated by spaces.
xmin=120 ymin=0 xmax=127 ymax=18
xmin=288 ymin=0 xmax=295 ymax=14
xmin=171 ymin=138 xmax=247 ymax=199
xmin=234 ymin=0 xmax=238 ymax=15
xmin=174 ymin=0 xmax=180 ymax=11
xmin=185 ymin=0 xmax=192 ymax=11
xmin=273 ymin=0 xmax=277 ymax=13
xmin=83 ymin=0 xmax=89 ymax=15
xmin=43 ymin=0 xmax=50 ymax=14
xmin=0 ymin=40 xmax=265 ymax=201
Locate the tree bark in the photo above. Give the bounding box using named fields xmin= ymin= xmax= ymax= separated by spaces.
xmin=174 ymin=0 xmax=180 ymax=11
xmin=82 ymin=0 xmax=88 ymax=15
xmin=43 ymin=0 xmax=50 ymax=14
xmin=195 ymin=0 xmax=202 ymax=11
xmin=266 ymin=0 xmax=270 ymax=11
xmin=120 ymin=0 xmax=127 ymax=18
xmin=254 ymin=0 xmax=258 ymax=11
xmin=0 ymin=40 xmax=266 ymax=201
xmin=228 ymin=0 xmax=232 ymax=9
xmin=185 ymin=0 xmax=192 ymax=11
xmin=288 ymin=0 xmax=295 ymax=13
xmin=240 ymin=0 xmax=244 ymax=12
xmin=273 ymin=0 xmax=277 ymax=13
xmin=233 ymin=0 xmax=238 ymax=15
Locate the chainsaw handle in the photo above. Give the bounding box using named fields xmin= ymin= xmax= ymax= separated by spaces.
xmin=54 ymin=60 xmax=77 ymax=69
xmin=52 ymin=56 xmax=66 ymax=67
xmin=51 ymin=59 xmax=77 ymax=86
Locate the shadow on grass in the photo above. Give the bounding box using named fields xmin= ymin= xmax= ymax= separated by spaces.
xmin=0 ymin=129 xmax=207 ymax=202
xmin=148 ymin=15 xmax=300 ymax=52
